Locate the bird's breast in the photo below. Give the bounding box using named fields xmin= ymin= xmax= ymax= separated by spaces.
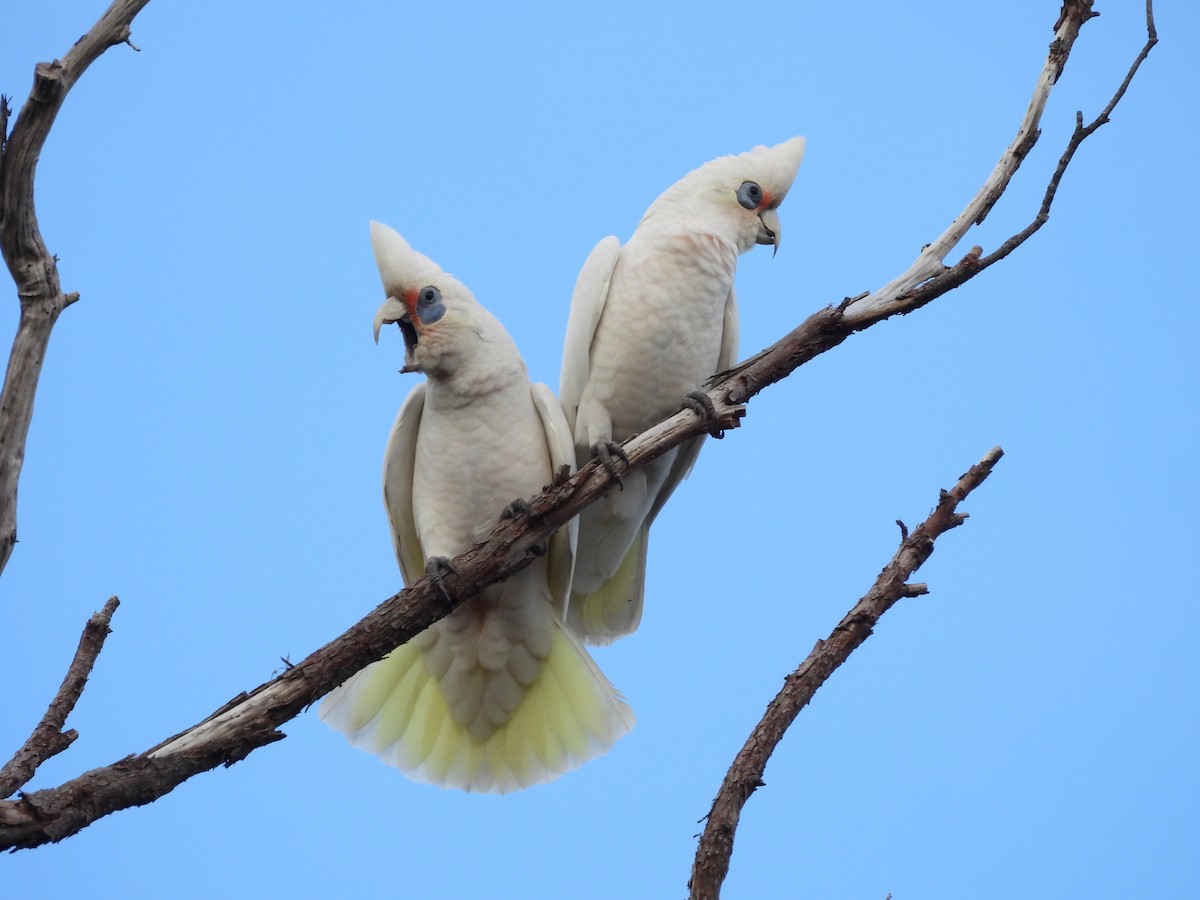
xmin=587 ymin=230 xmax=738 ymax=436
xmin=413 ymin=384 xmax=551 ymax=558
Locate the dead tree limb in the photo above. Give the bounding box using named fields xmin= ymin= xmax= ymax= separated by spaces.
xmin=0 ymin=0 xmax=154 ymax=579
xmin=0 ymin=0 xmax=1156 ymax=854
xmin=687 ymin=448 xmax=1004 ymax=900
xmin=720 ymin=0 xmax=1157 ymax=407
xmin=0 ymin=597 xmax=120 ymax=799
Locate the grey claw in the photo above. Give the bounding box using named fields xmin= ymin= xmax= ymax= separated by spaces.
xmin=682 ymin=390 xmax=725 ymax=439
xmin=502 ymin=499 xmax=547 ymax=556
xmin=501 ymin=498 xmax=530 ymax=521
xmin=425 ymin=556 xmax=459 ymax=604
xmin=591 ymin=439 xmax=629 ymax=490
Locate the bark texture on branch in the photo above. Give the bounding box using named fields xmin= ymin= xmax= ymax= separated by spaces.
xmin=0 ymin=597 xmax=120 ymax=800
xmin=0 ymin=0 xmax=153 ymax=579
xmin=687 ymin=448 xmax=1004 ymax=900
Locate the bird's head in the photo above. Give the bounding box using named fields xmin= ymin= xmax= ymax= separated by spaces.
xmin=369 ymin=221 xmax=492 ymax=377
xmin=644 ymin=136 xmax=806 ymax=255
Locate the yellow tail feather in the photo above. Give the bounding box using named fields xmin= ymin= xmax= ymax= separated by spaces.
xmin=568 ymin=524 xmax=647 ymax=645
xmin=319 ymin=622 xmax=634 ymax=793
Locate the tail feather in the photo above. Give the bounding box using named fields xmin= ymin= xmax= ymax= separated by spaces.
xmin=319 ymin=621 xmax=634 ymax=793
xmin=567 ymin=523 xmax=648 ymax=645
xmin=540 ymin=656 xmax=593 ymax=761
xmin=403 ymin=678 xmax=445 ymax=770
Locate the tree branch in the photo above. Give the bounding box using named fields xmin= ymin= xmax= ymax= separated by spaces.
xmin=0 ymin=0 xmax=153 ymax=579
xmin=715 ymin=0 xmax=1155 ymax=408
xmin=687 ymin=447 xmax=1005 ymax=900
xmin=0 ymin=0 xmax=1156 ymax=854
xmin=0 ymin=597 xmax=120 ymax=800
xmin=839 ymin=1 xmax=1101 ymax=323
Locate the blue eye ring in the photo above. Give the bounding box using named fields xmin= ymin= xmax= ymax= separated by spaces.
xmin=736 ymin=181 xmax=763 ymax=210
xmin=416 ymin=285 xmax=446 ymax=324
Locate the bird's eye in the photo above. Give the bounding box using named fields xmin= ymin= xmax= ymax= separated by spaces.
xmin=736 ymin=181 xmax=763 ymax=210
xmin=416 ymin=285 xmax=446 ymax=324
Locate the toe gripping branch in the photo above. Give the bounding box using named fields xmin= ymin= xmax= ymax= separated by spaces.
xmin=500 ymin=498 xmax=547 ymax=557
xmin=682 ymin=390 xmax=734 ymax=439
xmin=424 ymin=556 xmax=459 ymax=604
xmin=590 ymin=439 xmax=630 ymax=489
xmin=500 ymin=498 xmax=530 ymax=520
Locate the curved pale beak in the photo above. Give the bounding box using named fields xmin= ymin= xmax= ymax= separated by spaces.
xmin=373 ymin=295 xmax=409 ymax=344
xmin=757 ymin=207 xmax=781 ymax=256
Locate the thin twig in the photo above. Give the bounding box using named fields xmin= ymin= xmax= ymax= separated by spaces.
xmin=0 ymin=598 xmax=120 ymax=799
xmin=687 ymin=448 xmax=1005 ymax=900
xmin=977 ymin=0 xmax=1159 ymax=272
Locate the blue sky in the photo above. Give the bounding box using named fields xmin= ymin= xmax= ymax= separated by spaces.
xmin=3 ymin=2 xmax=1197 ymax=897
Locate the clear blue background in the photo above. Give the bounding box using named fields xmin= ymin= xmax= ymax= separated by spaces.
xmin=3 ymin=2 xmax=1196 ymax=897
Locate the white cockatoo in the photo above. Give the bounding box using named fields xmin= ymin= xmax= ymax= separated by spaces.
xmin=560 ymin=137 xmax=806 ymax=644
xmin=320 ymin=221 xmax=633 ymax=793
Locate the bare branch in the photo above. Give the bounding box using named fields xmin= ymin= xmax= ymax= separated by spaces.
xmin=837 ymin=0 xmax=1151 ymax=326
xmin=0 ymin=0 xmax=153 ymax=579
xmin=716 ymin=0 xmax=1156 ymax=408
xmin=687 ymin=448 xmax=1005 ymax=900
xmin=978 ymin=0 xmax=1159 ymax=272
xmin=0 ymin=597 xmax=120 ymax=799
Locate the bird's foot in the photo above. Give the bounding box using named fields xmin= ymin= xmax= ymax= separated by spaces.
xmin=682 ymin=390 xmax=725 ymax=439
xmin=500 ymin=498 xmax=530 ymax=521
xmin=424 ymin=556 xmax=459 ymax=604
xmin=590 ymin=439 xmax=629 ymax=490
xmin=500 ymin=498 xmax=548 ymax=556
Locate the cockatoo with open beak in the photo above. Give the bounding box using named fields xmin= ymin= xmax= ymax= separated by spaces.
xmin=320 ymin=221 xmax=633 ymax=792
xmin=559 ymin=137 xmax=806 ymax=644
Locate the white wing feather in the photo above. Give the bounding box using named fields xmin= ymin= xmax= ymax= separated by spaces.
xmin=381 ymin=383 xmax=426 ymax=585
xmin=559 ymin=236 xmax=621 ymax=433
xmin=532 ymin=382 xmax=578 ymax=616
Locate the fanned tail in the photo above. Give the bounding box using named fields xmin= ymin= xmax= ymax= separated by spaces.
xmin=319 ymin=622 xmax=634 ymax=793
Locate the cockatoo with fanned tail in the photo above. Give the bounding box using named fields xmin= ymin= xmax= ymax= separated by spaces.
xmin=320 ymin=221 xmax=633 ymax=792
xmin=560 ymin=137 xmax=806 ymax=644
